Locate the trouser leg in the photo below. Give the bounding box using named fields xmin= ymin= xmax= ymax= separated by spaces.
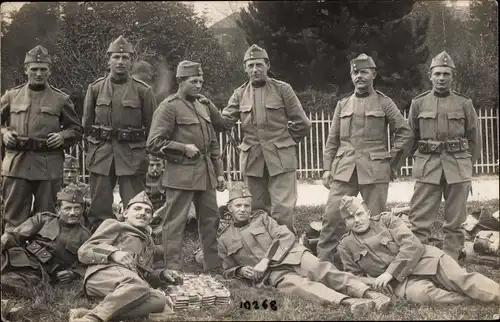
xmin=359 ymin=183 xmax=389 ymax=217
xmin=398 ymin=276 xmax=468 ymax=304
xmin=2 ymin=177 xmax=33 ymax=232
xmin=245 ymin=167 xmax=271 ymax=213
xmin=433 ymin=253 xmax=500 ymax=304
xmin=117 ymin=174 xmax=145 ymax=209
xmin=442 ymin=180 xmax=470 ymax=261
xmin=408 ymin=181 xmax=442 ymax=244
xmin=316 ymin=174 xmax=358 ymax=263
xmin=194 ymin=189 xmax=221 ymax=271
xmin=114 ymin=288 xmax=166 ymax=320
xmin=162 ymin=188 xmax=194 ymax=270
xmin=88 ymin=171 xmax=117 ymax=230
xmin=32 ymin=179 xmax=61 ymax=214
xmin=268 ymin=170 xmax=298 ymax=233
xmin=295 ymin=251 xmax=369 ymax=299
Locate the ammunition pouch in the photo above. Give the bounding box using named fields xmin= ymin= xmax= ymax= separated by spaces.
xmin=25 ymin=241 xmax=53 ymax=264
xmin=445 ymin=138 xmax=469 ymax=153
xmin=11 ymin=137 xmax=61 ymax=152
xmin=90 ymin=125 xmax=146 ymax=142
xmin=418 ymin=140 xmax=442 ymax=154
xmin=418 ymin=138 xmax=469 ymax=154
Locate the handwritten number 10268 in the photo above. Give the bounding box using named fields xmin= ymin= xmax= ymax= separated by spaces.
xmin=240 ymin=299 xmax=277 ymax=310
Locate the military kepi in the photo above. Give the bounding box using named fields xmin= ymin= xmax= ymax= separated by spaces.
xmin=107 ymin=35 xmax=134 ymax=54
xmin=350 ymin=53 xmax=376 ymax=72
xmin=176 ymin=60 xmax=203 ymax=77
xmin=127 ymin=191 xmax=153 ymax=209
xmin=430 ymin=51 xmax=455 ymax=69
xmin=244 ymin=44 xmax=269 ymax=62
xmin=64 ymin=154 xmax=79 ymax=169
xmin=227 ymin=182 xmax=252 ymax=203
xmin=57 ymin=184 xmax=85 ymax=204
xmin=24 ymin=45 xmax=51 ymax=64
xmin=339 ymin=195 xmax=366 ymax=219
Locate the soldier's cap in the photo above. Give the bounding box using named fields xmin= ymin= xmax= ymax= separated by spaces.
xmin=24 ymin=45 xmax=51 ymax=65
xmin=430 ymin=51 xmax=455 ymax=70
xmin=243 ymin=44 xmax=269 ymax=62
xmin=64 ymin=154 xmax=79 ymax=170
xmin=126 ymin=191 xmax=153 ymax=210
xmin=339 ymin=196 xmax=367 ymax=219
xmin=176 ymin=60 xmax=203 ymax=78
xmin=227 ymin=182 xmax=252 ymax=203
xmin=148 ymin=154 xmax=163 ymax=162
xmin=107 ymin=35 xmax=134 ymax=54
xmin=350 ymin=53 xmax=376 ymax=72
xmin=57 ymin=184 xmax=85 ymax=204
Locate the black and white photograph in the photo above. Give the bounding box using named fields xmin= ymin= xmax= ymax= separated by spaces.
xmin=0 ymin=1 xmax=499 ymax=321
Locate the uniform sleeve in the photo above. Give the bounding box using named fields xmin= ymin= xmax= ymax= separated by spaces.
xmin=218 ymin=239 xmax=243 ymax=279
xmin=0 ymin=213 xmax=46 ymax=249
xmin=407 ymin=100 xmax=420 ymax=155
xmin=146 ymin=103 xmax=186 ymax=156
xmin=141 ymin=86 xmax=157 ymax=135
xmin=323 ymin=101 xmax=341 ymax=171
xmin=77 ymin=219 xmax=121 ymax=265
xmin=338 ymin=242 xmax=366 ymax=276
xmin=82 ymin=84 xmax=96 ymax=135
xmin=281 ymin=83 xmax=311 ymax=143
xmin=208 ymin=123 xmax=224 ymax=176
xmin=0 ymin=91 xmax=12 ymax=135
xmin=59 ymin=96 xmax=83 ymax=148
xmin=206 ymin=90 xmax=240 ymax=133
xmin=382 ymin=98 xmax=414 ymax=171
xmin=464 ymin=99 xmax=481 ymax=164
xmin=261 ymin=213 xmax=295 ymax=263
xmin=383 ymin=214 xmax=425 ymax=282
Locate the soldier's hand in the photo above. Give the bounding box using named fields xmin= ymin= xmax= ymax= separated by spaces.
xmin=239 ymin=266 xmax=255 ymax=280
xmin=253 ymin=258 xmax=270 ymax=280
xmin=47 ymin=132 xmax=64 ymax=148
xmin=216 ymin=176 xmax=226 ymax=192
xmin=322 ymin=170 xmax=332 ymax=190
xmin=184 ymin=144 xmax=200 ymax=158
xmin=55 ymin=270 xmax=76 ymax=284
xmin=196 ymin=94 xmax=210 ymax=104
xmin=373 ymin=272 xmax=394 ymax=294
xmin=2 ymin=130 xmax=18 ymax=147
xmin=110 ymin=250 xmax=136 ymax=270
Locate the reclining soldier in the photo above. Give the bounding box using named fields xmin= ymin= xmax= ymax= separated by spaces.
xmin=338 ymin=196 xmax=500 ymax=305
xmin=218 ymin=182 xmax=391 ymax=315
xmin=70 ymin=191 xmax=182 ymax=322
xmin=1 ymin=185 xmax=91 ymax=296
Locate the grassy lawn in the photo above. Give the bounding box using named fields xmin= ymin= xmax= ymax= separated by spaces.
xmin=3 ymin=199 xmax=499 ymax=321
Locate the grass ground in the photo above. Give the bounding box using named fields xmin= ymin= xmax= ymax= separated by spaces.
xmin=2 ymin=199 xmax=499 ymax=321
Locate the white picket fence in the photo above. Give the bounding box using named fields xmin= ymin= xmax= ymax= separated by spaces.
xmin=70 ymin=108 xmax=499 ymax=183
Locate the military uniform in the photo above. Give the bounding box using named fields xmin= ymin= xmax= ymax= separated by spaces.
xmin=76 ymin=192 xmax=171 ymax=322
xmin=146 ymin=61 xmax=223 ymax=271
xmin=207 ymin=45 xmax=311 ymax=233
xmin=317 ymin=54 xmax=413 ymax=264
xmin=338 ymin=196 xmax=500 ymax=305
xmin=0 ymin=46 xmax=83 ymax=232
xmin=408 ymin=52 xmax=481 ymax=260
xmin=218 ymin=183 xmax=390 ymax=312
xmin=82 ymin=36 xmax=157 ymax=231
xmin=0 ymin=186 xmax=90 ymax=295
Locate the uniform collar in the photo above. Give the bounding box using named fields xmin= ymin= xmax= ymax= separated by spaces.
xmin=433 ymin=90 xmax=450 ymax=98
xmin=28 ymin=84 xmax=46 ymax=91
xmin=233 ymin=219 xmax=249 ymax=228
xmin=354 ymin=91 xmax=371 ymax=98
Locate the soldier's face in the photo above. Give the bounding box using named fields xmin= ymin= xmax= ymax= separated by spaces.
xmin=228 ymin=197 xmax=252 ymax=223
xmin=108 ymin=53 xmax=132 ymax=76
xmin=123 ymin=202 xmax=153 ymax=229
xmin=430 ymin=66 xmax=453 ymax=92
xmin=350 ymin=68 xmax=376 ymax=92
xmin=245 ymin=58 xmax=269 ymax=83
xmin=63 ymin=168 xmax=79 ymax=185
xmin=58 ymin=201 xmax=83 ymax=225
xmin=148 ymin=160 xmax=164 ymax=177
xmin=25 ymin=62 xmax=51 ymax=86
xmin=344 ymin=206 xmax=371 ymax=234
xmin=179 ymin=76 xmax=204 ymax=97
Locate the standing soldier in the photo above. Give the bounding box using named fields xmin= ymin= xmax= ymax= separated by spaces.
xmin=0 ymin=45 xmax=83 ymax=232
xmin=206 ymin=44 xmax=311 ymax=233
xmin=147 ymin=60 xmax=226 ymax=272
xmin=317 ymin=53 xmax=413 ymax=267
xmin=83 ymin=35 xmax=157 ymax=232
xmin=407 ymin=51 xmax=481 ymax=261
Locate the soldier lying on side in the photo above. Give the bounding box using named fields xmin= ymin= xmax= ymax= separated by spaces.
xmin=0 ymin=185 xmax=90 ymax=297
xmin=218 ymin=182 xmax=391 ymax=316
xmin=70 ymin=191 xmax=182 ymax=322
xmin=338 ymin=196 xmax=500 ymax=305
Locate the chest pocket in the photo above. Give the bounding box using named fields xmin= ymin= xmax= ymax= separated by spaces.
xmin=122 ymin=99 xmax=142 ymax=127
xmin=11 ymin=103 xmax=29 ymax=114
xmin=9 ymin=103 xmax=29 ymax=133
xmin=37 ymin=222 xmax=59 ymax=241
xmin=176 ymin=117 xmax=200 ymax=126
xmin=447 ymin=110 xmax=465 ymax=137
xmin=365 ymin=110 xmax=386 ymax=140
xmin=227 ymin=240 xmax=243 ymax=256
xmin=250 ymin=226 xmax=273 ymax=249
xmin=353 ymin=249 xmax=368 ymax=264
xmin=417 ymin=110 xmax=437 ymax=139
xmin=379 ymin=231 xmax=399 ymax=255
xmin=339 ymin=109 xmax=353 ymax=139
xmin=95 ymin=98 xmax=111 ymax=122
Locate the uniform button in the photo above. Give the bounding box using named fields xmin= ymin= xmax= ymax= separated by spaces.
xmin=92 ymin=259 xmax=95 ymax=263
xmin=102 ymin=258 xmax=105 ymax=262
